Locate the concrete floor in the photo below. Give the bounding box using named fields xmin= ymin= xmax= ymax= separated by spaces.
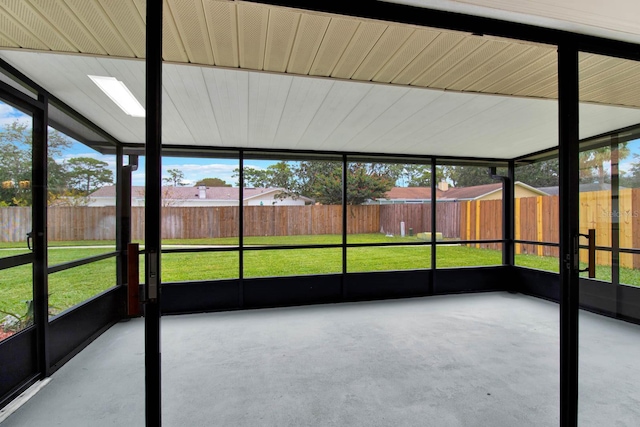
xmin=2 ymin=292 xmax=639 ymax=426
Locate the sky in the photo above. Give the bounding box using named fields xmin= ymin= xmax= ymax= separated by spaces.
xmin=1 ymin=100 xmax=639 ymax=187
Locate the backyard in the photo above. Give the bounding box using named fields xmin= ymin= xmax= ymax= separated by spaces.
xmin=1 ymin=233 xmax=639 ymax=328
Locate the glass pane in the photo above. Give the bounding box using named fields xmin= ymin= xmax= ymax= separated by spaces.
xmin=515 ymin=159 xmax=559 ymax=247
xmin=243 ymin=248 xmax=341 ymax=278
xmin=437 ymin=164 xmax=504 ymax=244
xmin=243 ymin=155 xmax=342 ymax=246
xmin=346 ymin=159 xmax=414 ymax=243
xmin=347 ymin=245 xmax=430 ymax=272
xmin=48 ymin=257 xmax=116 ymax=316
xmin=0 ymin=264 xmax=33 ymax=341
xmin=47 ymin=128 xmax=116 ymax=259
xmin=578 ymin=51 xmax=640 ymax=426
xmin=0 ymin=101 xmax=32 ymax=258
xmin=619 ymin=138 xmax=640 ymax=288
xmin=162 ymin=251 xmax=239 ymax=282
xmin=620 ymin=253 xmax=640 ymax=287
xmin=578 ymin=249 xmax=612 ymax=281
xmin=159 ymin=156 xmax=240 ymax=247
xmin=515 ymin=244 xmax=560 ymax=273
xmin=436 ymin=243 xmax=503 ymax=267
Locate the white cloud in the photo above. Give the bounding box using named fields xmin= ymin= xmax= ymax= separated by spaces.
xmin=162 ymin=162 xmax=240 ymax=186
xmin=130 ymin=161 xmax=268 ymax=187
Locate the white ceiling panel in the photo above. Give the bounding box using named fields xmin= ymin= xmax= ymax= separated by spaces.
xmin=296 ymin=81 xmax=373 ymax=150
xmin=164 ymin=65 xmax=222 ymax=145
xmin=271 ymin=77 xmax=336 ymax=149
xmin=319 ymin=85 xmax=411 ymax=151
xmin=247 ymin=72 xmax=294 ymax=148
xmin=345 ymin=89 xmax=446 ymax=151
xmin=1 ymin=50 xmax=640 ymax=159
xmin=203 ymin=67 xmax=249 ymax=147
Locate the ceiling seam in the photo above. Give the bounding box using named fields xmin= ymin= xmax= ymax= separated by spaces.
xmin=380 ymin=30 xmax=443 ymax=83
xmin=406 ymin=36 xmax=474 ymax=87
xmin=63 ymin=0 xmax=136 ymax=58
xmin=289 ymin=79 xmax=335 ymax=148
xmin=0 ymin=4 xmax=51 ymax=50
xmin=359 ymin=90 xmax=448 ymax=151
xmin=341 ymin=87 xmax=412 ymax=147
xmin=234 ymin=1 xmax=241 ymax=71
xmin=351 ymin=26 xmax=412 ymax=81
xmin=417 ymin=39 xmax=495 ymax=87
xmin=48 ymin=0 xmax=110 ymax=55
xmin=271 ymin=74 xmax=295 ymax=147
xmin=93 ymin=0 xmax=139 ymax=58
xmin=342 ymin=23 xmax=387 ymax=80
xmin=22 ymin=0 xmax=80 ymax=52
xmin=322 ymin=20 xmax=361 ymax=77
xmin=371 ymin=29 xmax=430 ymax=83
xmin=469 ymin=45 xmax=539 ymax=92
xmin=0 ymin=26 xmax=21 ymax=48
xmin=501 ymin=61 xmax=557 ymax=96
xmin=263 ymin=7 xmax=271 ymax=71
xmin=485 ymin=50 xmax=556 ymax=95
xmin=200 ymin=67 xmax=224 ymax=145
xmin=303 ymin=83 xmax=376 ymax=149
xmin=163 ymin=0 xmax=189 ymax=62
xmin=282 ymin=10 xmax=301 ymax=73
xmin=195 ymin=0 xmax=215 ymax=65
xmin=403 ymin=96 xmax=513 ymax=150
xmin=302 ymin=14 xmax=332 ymax=76
xmin=163 ymin=67 xmax=199 ymax=144
xmin=442 ymin=41 xmax=513 ymax=90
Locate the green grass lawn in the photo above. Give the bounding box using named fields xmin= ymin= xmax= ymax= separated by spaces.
xmin=1 ymin=235 xmax=639 ymax=323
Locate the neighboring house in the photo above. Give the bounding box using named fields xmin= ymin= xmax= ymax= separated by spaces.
xmin=537 ymin=183 xmax=625 ymax=196
xmin=87 ymin=186 xmax=313 ymax=207
xmin=373 ymin=181 xmax=548 ymax=204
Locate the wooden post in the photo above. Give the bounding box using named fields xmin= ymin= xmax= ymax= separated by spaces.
xmin=536 ymin=196 xmax=544 ymax=256
xmin=515 ymin=198 xmax=521 ymax=255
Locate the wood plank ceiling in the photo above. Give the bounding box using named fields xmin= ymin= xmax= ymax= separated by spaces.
xmin=0 ymin=0 xmax=639 ymax=158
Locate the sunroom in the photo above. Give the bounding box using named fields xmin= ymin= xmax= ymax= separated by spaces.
xmin=1 ymin=1 xmax=640 ymax=426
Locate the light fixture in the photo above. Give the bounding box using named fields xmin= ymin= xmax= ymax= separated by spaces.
xmin=88 ymin=75 xmax=145 ymax=117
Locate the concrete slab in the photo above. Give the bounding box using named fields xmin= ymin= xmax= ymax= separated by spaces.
xmin=1 ymin=292 xmax=639 ymax=426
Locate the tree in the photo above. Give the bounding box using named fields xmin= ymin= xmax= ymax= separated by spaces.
xmin=66 ymin=157 xmax=113 ymax=194
xmin=403 ymin=164 xmax=446 ymax=187
xmin=579 ymin=144 xmax=630 ymax=189
xmin=445 ymin=166 xmax=498 ymax=187
xmin=620 ymin=154 xmax=640 ymax=188
xmin=163 ymin=168 xmax=186 ymax=186
xmin=194 ymin=177 xmax=231 ymax=187
xmin=0 ymin=120 xmax=72 ymax=205
xmin=515 ymin=159 xmax=560 ymax=187
xmin=240 ymin=163 xmax=296 ymax=189
xmin=239 ymin=160 xmax=399 ymax=205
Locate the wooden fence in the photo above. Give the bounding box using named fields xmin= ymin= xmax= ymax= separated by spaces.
xmin=459 ymin=189 xmax=640 ymax=269
xmin=0 ymin=204 xmax=457 ymax=242
xmin=459 ymin=199 xmax=503 ymax=250
xmin=378 ymin=203 xmax=460 ymax=238
xmin=3 ymin=190 xmax=639 ymax=271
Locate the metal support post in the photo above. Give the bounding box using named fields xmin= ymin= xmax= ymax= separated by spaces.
xmin=558 ymin=42 xmax=580 ymax=427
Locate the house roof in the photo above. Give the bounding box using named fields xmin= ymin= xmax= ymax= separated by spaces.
xmin=91 ymin=186 xmax=313 ymax=202
xmin=537 ymin=183 xmax=626 ymax=196
xmin=439 ymin=183 xmax=503 ymax=200
xmin=384 ymin=181 xmax=549 ymax=201
xmin=384 ymin=187 xmax=440 ymax=200
xmin=0 ymin=1 xmax=639 ymax=161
